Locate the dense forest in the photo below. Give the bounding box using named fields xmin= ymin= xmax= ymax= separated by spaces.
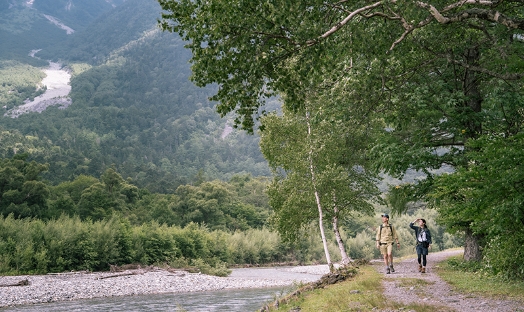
xmin=1 ymin=0 xmax=271 ymax=193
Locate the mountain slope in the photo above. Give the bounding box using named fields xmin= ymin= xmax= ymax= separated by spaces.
xmin=0 ymin=0 xmax=270 ymax=192
xmin=0 ymin=0 xmax=127 ymax=63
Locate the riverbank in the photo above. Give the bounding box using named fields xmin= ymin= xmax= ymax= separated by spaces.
xmin=0 ymin=265 xmax=330 ymax=308
xmin=4 ymin=61 xmax=71 ymax=118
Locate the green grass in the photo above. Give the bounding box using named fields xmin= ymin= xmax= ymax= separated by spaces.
xmin=266 ymin=265 xmax=451 ymax=312
xmin=262 ymin=253 xmax=524 ymax=311
xmin=435 ymin=255 xmax=524 ymax=301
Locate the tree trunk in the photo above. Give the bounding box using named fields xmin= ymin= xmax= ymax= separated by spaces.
xmin=463 ymin=46 xmax=482 ymax=135
xmin=314 ymin=190 xmax=333 ymax=271
xmin=306 ymin=110 xmax=333 ymax=272
xmin=332 ymin=192 xmax=351 ymax=265
xmin=463 ymin=228 xmax=482 ymax=261
xmin=461 ymin=46 xmax=483 ymax=262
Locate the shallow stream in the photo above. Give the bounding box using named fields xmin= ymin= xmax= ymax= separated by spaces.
xmin=0 ymin=287 xmax=287 ymax=312
xmin=0 ymin=266 xmax=327 ymax=311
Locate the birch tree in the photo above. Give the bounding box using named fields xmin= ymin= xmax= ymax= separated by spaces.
xmin=260 ymin=94 xmax=380 ymax=268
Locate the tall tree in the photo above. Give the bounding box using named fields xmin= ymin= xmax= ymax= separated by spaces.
xmin=158 ymin=0 xmax=524 ymax=263
xmin=430 ymin=133 xmax=524 ymax=277
xmin=260 ymin=96 xmax=380 ymax=267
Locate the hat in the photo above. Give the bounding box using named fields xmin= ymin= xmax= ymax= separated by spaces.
xmin=381 ymin=213 xmax=389 ymax=218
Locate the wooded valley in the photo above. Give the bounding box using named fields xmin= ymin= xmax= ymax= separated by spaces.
xmin=1 ymin=0 xmax=523 ymax=281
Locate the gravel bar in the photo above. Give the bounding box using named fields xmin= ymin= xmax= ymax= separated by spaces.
xmin=0 ymin=265 xmax=330 ymax=308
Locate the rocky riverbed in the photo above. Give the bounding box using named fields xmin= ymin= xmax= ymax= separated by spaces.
xmin=0 ymin=265 xmax=330 ymax=308
xmin=4 ymin=61 xmax=71 ymax=118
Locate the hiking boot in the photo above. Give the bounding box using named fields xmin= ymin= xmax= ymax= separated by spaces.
xmin=418 ymin=264 xmax=422 ymax=272
xmin=389 ymin=264 xmax=395 ymax=273
xmin=421 ymin=267 xmax=426 ymax=273
xmin=386 ymin=267 xmax=391 ymax=274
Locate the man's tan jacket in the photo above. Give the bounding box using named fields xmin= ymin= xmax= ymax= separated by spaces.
xmin=376 ymin=222 xmax=398 ymax=244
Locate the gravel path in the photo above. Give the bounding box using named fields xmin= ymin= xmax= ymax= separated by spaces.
xmin=0 ymin=265 xmax=330 ymax=309
xmin=374 ymin=249 xmax=523 ymax=312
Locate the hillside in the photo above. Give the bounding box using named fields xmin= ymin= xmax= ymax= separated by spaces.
xmin=0 ymin=0 xmax=271 ymax=191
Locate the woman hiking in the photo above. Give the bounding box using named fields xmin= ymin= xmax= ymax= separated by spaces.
xmin=409 ymin=218 xmax=432 ymax=273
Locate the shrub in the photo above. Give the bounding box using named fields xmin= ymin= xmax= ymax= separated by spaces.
xmin=483 ymin=233 xmax=524 ymax=279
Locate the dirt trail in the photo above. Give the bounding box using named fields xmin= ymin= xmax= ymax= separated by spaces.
xmin=373 ymin=249 xmax=523 ymax=312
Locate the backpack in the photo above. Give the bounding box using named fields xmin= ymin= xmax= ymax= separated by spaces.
xmin=379 ymin=224 xmax=392 ymax=238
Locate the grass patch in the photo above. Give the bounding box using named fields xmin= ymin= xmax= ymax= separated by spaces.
xmin=266 ymin=265 xmax=452 ymax=312
xmin=436 ymin=255 xmax=524 ymax=302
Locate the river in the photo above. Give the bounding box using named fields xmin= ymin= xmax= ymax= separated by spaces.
xmin=0 ymin=266 xmax=328 ymax=311
xmin=0 ymin=287 xmax=286 ymax=312
xmin=5 ymin=59 xmax=72 ymax=118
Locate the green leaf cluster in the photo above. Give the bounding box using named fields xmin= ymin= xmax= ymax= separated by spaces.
xmin=430 ymin=134 xmax=524 ymax=278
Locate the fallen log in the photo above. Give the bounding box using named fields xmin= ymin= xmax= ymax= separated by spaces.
xmin=47 ymin=270 xmax=90 ymax=276
xmin=97 ymin=272 xmax=142 ymax=280
xmin=0 ymin=279 xmax=30 ymax=287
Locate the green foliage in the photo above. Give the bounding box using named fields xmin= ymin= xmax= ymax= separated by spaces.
xmin=190 ymin=258 xmax=231 ymax=277
xmin=0 ymin=61 xmax=46 ymax=109
xmin=260 ymin=101 xmax=381 ymax=258
xmin=430 ymin=134 xmax=524 ymax=278
xmin=169 ymin=178 xmax=270 ymax=231
xmin=439 ymin=255 xmax=524 ymax=300
xmin=0 ymin=154 xmax=271 ymax=234
xmin=131 ymin=222 xmax=180 ymax=265
xmin=0 ymin=215 xmax=132 ymax=273
xmin=0 ymin=153 xmax=50 ymax=219
xmin=227 ymin=228 xmax=281 ymax=264
xmin=0 ymin=214 xmax=333 ymax=275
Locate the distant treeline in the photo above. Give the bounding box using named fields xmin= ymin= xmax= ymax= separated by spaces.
xmin=0 ymin=153 xmax=296 ymax=275
xmin=0 ymin=154 xmax=463 ymax=275
xmin=0 ymin=153 xmax=269 ymax=230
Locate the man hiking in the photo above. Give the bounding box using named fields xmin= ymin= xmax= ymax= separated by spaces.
xmin=376 ymin=213 xmax=400 ymax=274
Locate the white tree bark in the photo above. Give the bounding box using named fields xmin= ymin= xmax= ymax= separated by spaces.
xmin=332 ymin=192 xmax=351 ymax=265
xmin=306 ymin=110 xmax=333 ymax=272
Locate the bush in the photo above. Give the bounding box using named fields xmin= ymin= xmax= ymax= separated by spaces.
xmin=227 ymin=228 xmax=282 ymax=264
xmin=191 ymin=258 xmax=231 ymax=277
xmin=0 ymin=214 xmax=333 ymax=275
xmin=131 ymin=222 xmax=179 ymax=265
xmin=347 ymin=232 xmax=375 ymax=260
xmin=483 ymin=233 xmax=524 ymax=280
